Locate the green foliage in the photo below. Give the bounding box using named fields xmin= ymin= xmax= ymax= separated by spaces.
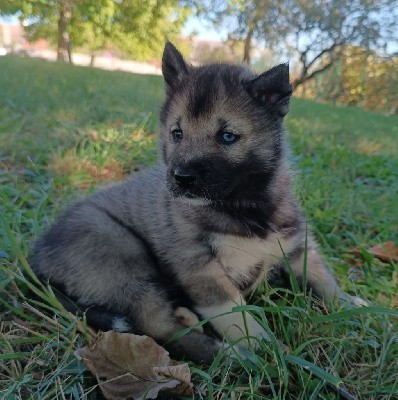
xmin=0 ymin=0 xmax=190 ymax=61
xmin=69 ymin=0 xmax=116 ymax=52
xmin=304 ymin=46 xmax=398 ymax=113
xmin=0 ymin=0 xmax=24 ymax=15
xmin=0 ymin=56 xmax=398 ymax=398
xmin=110 ymin=0 xmax=190 ymax=60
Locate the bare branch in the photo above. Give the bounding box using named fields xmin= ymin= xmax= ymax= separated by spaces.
xmin=293 ymin=58 xmax=337 ymax=87
xmin=305 ymin=41 xmax=343 ymax=71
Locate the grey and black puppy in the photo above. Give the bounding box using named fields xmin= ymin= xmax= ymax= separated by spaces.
xmin=31 ymin=42 xmax=346 ymax=364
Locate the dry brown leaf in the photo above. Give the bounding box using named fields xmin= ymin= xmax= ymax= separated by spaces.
xmin=343 ymin=254 xmax=363 ymax=267
xmin=75 ymin=331 xmax=193 ymax=400
xmin=346 ymin=241 xmax=398 ymax=265
xmin=367 ymin=241 xmax=398 ymax=263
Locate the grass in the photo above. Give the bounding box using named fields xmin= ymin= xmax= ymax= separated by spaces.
xmin=0 ymin=54 xmax=397 ymax=399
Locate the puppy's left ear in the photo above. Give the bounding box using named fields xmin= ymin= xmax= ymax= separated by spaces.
xmin=246 ymin=63 xmax=293 ymax=117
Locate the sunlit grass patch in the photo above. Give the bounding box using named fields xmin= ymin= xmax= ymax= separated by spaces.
xmin=356 ymin=138 xmax=382 ymax=156
xmin=48 ymin=115 xmax=158 ymax=187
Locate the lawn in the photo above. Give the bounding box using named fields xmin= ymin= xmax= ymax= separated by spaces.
xmin=0 ymin=55 xmax=397 ymax=399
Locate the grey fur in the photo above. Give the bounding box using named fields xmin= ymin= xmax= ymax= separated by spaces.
xmin=30 ymin=42 xmax=340 ymax=363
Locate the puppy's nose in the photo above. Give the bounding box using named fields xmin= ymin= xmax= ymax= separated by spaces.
xmin=174 ymin=167 xmax=197 ymax=186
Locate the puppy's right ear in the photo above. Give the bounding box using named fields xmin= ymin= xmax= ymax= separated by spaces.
xmin=162 ymin=42 xmax=189 ymax=92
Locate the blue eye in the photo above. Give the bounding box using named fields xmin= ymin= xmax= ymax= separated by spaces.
xmin=171 ymin=129 xmax=183 ymax=143
xmin=220 ymin=131 xmax=240 ymax=144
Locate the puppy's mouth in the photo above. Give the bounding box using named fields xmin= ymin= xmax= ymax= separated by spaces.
xmin=176 ymin=195 xmax=212 ymax=206
xmin=170 ymin=187 xmax=211 ymax=205
xmin=166 ymin=181 xmax=212 ymax=205
xmin=179 ymin=191 xmax=196 ymax=199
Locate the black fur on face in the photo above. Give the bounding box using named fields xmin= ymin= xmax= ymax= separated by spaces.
xmin=167 ymin=151 xmax=279 ymax=204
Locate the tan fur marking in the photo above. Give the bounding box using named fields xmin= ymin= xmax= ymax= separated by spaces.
xmin=181 ymin=260 xmax=240 ymax=306
xmin=212 ymin=232 xmax=298 ymax=292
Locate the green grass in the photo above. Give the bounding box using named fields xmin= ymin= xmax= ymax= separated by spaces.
xmin=1 ymin=55 xmax=397 ymax=399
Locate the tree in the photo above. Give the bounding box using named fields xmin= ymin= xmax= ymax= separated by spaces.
xmin=107 ymin=0 xmax=189 ymax=61
xmin=305 ymin=46 xmax=398 ymax=113
xmin=193 ymin=0 xmax=398 ymax=86
xmin=69 ymin=0 xmax=116 ymax=65
xmin=191 ymin=0 xmax=280 ymax=63
xmin=57 ymin=0 xmax=72 ymax=62
xmin=277 ymin=0 xmax=398 ymax=87
xmin=0 ymin=0 xmax=73 ymax=62
xmin=0 ymin=0 xmax=190 ymax=63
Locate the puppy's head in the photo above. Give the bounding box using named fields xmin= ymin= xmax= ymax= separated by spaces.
xmin=160 ymin=42 xmax=292 ymax=204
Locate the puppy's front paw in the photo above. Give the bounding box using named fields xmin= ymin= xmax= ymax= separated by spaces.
xmin=247 ymin=318 xmax=270 ymax=343
xmin=174 ymin=306 xmax=204 ymax=333
xmin=340 ymin=292 xmax=369 ymax=307
xmin=351 ymin=296 xmax=369 ymax=307
xmin=241 ymin=318 xmax=288 ymax=354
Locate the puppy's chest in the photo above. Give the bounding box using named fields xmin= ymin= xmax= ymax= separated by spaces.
xmin=211 ymin=233 xmax=296 ymax=292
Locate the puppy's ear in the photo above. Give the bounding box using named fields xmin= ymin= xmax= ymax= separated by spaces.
xmin=162 ymin=42 xmax=189 ymax=92
xmin=246 ymin=63 xmax=293 ymax=117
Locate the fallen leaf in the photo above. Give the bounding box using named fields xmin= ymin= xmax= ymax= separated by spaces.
xmin=75 ymin=331 xmax=193 ymax=400
xmin=343 ymin=254 xmax=363 ymax=267
xmin=345 ymin=241 xmax=398 ymax=265
xmin=367 ymin=241 xmax=398 ymax=264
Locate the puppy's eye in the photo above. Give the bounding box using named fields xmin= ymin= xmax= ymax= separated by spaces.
xmin=218 ymin=131 xmax=240 ymax=145
xmin=171 ymin=129 xmax=183 ymax=143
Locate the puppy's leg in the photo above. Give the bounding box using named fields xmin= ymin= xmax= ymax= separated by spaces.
xmin=288 ymin=244 xmax=340 ymax=302
xmin=196 ymin=295 xmax=270 ymax=348
xmin=132 ymin=289 xmax=223 ymax=364
xmin=181 ymin=261 xmax=271 ymax=348
xmin=288 ymin=238 xmax=368 ymax=306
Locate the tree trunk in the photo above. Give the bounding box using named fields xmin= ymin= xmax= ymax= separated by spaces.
xmin=90 ymin=53 xmax=95 ymax=67
xmin=67 ymin=41 xmax=73 ymax=64
xmin=57 ymin=0 xmax=72 ymax=62
xmin=243 ymin=28 xmax=253 ymax=64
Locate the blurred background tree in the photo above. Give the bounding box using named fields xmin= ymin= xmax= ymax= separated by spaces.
xmin=0 ymin=0 xmax=189 ymax=62
xmin=191 ymin=0 xmax=397 ymax=84
xmin=276 ymin=0 xmax=397 ymax=87
xmin=297 ymin=46 xmax=398 ymax=113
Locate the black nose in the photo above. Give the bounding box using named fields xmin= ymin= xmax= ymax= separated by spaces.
xmin=174 ymin=167 xmax=197 ymax=186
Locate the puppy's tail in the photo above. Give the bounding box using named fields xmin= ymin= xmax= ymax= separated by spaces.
xmin=49 ymin=284 xmax=136 ymax=333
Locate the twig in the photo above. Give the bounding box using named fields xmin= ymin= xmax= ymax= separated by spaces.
xmin=326 ymin=382 xmax=358 ymax=400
